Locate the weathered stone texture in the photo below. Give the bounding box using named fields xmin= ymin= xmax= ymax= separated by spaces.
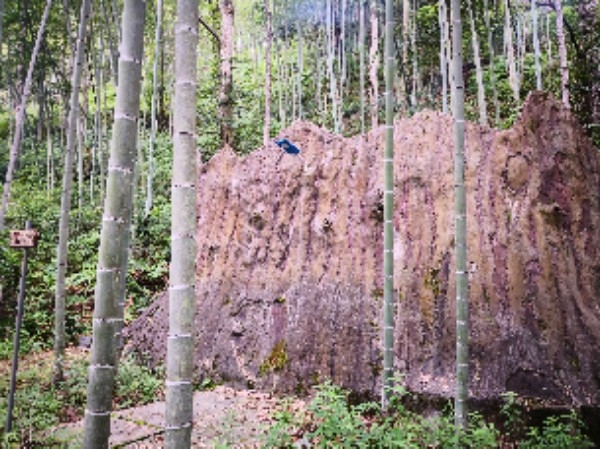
xmin=125 ymin=92 xmax=600 ymax=406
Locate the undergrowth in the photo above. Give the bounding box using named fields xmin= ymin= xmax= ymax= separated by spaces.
xmin=262 ymin=381 xmax=593 ymax=448
xmin=0 ymin=350 xmax=163 ymax=447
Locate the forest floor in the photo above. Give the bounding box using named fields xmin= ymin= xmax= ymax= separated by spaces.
xmin=51 ymin=385 xmax=303 ymax=447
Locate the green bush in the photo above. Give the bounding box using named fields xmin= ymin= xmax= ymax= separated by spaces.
xmin=114 ymin=355 xmax=164 ymax=409
xmin=263 ymin=382 xmax=592 ymax=448
xmin=520 ymin=412 xmax=594 ymax=449
xmin=0 ymin=351 xmax=163 ymax=447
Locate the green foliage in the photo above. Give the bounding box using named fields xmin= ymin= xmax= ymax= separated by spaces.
xmin=263 ymin=382 xmax=592 ymax=448
xmin=304 ymin=381 xmax=374 ymax=446
xmin=0 ymin=111 xmax=10 ymax=140
xmin=114 ymin=356 xmax=164 ymax=409
xmin=0 ymin=351 xmax=163 ymax=446
xmin=261 ymin=398 xmax=303 ymax=448
xmin=0 ymin=130 xmax=173 ymax=353
xmin=0 ymin=171 xmax=62 ymax=346
xmin=129 ymin=201 xmax=171 ymax=318
xmin=520 ymin=412 xmax=594 ymax=449
xmin=500 ymin=390 xmax=524 ymax=437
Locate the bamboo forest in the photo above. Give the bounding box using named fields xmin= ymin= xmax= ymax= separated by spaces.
xmin=0 ymin=0 xmax=599 ymax=447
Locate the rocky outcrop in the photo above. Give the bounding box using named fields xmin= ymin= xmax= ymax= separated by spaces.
xmin=125 ymin=92 xmax=600 ymax=407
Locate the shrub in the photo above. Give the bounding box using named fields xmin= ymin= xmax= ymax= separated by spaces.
xmin=263 ymin=382 xmax=592 ymax=448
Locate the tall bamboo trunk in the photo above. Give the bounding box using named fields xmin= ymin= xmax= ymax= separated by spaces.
xmin=297 ymin=19 xmax=304 ymax=120
xmin=83 ymin=1 xmax=146 ymax=447
xmin=410 ymin=0 xmax=419 ymax=110
xmin=46 ymin=118 xmax=54 ymax=191
xmin=382 ymin=0 xmax=395 ymax=409
xmin=165 ymin=0 xmax=198 ymax=446
xmin=77 ymin=85 xmax=86 ymax=215
xmin=401 ymin=0 xmax=409 ymax=112
xmin=343 ymin=0 xmax=349 ymax=92
xmin=578 ymin=0 xmax=599 ymax=139
xmin=100 ymin=0 xmax=119 ymax=85
xmin=531 ymin=0 xmax=542 ymax=90
xmin=359 ymin=0 xmax=366 ymax=132
xmin=92 ymin=25 xmax=104 ymax=204
xmin=0 ymin=0 xmax=4 ymax=82
xmin=484 ymin=0 xmax=500 ymax=125
xmin=0 ymin=0 xmax=53 ymax=231
xmin=54 ymin=0 xmax=92 ymax=384
xmin=438 ymin=0 xmax=449 ymax=114
xmin=555 ymin=0 xmax=570 ymax=108
xmin=315 ymin=33 xmax=325 ymax=124
xmin=326 ymin=0 xmax=340 ymax=133
xmin=276 ymin=41 xmax=287 ymax=128
xmin=219 ymin=0 xmax=234 ymax=149
xmin=146 ymin=0 xmax=163 ymax=216
xmin=451 ymin=0 xmax=469 ymax=430
xmin=504 ymin=0 xmax=519 ymax=103
xmin=263 ymin=0 xmax=272 ymax=146
xmin=467 ymin=0 xmax=487 ymax=126
xmin=99 ymin=29 xmax=108 ymax=201
xmin=62 ymin=0 xmax=75 ymax=53
xmin=369 ymin=0 xmax=379 ymax=128
xmin=546 ymin=13 xmax=552 ymax=63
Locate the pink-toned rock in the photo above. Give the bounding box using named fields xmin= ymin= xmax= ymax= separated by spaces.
xmin=125 ymin=92 xmax=600 ymax=407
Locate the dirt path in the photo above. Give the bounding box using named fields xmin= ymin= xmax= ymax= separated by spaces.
xmin=52 ymin=386 xmax=303 ymax=448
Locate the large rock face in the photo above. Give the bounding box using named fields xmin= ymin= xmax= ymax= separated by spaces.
xmin=125 ymin=92 xmax=600 ymax=407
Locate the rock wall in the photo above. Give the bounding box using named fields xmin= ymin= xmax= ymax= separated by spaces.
xmin=125 ymin=92 xmax=600 ymax=407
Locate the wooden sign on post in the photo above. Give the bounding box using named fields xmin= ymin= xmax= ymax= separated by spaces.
xmin=9 ymin=229 xmax=39 ymax=248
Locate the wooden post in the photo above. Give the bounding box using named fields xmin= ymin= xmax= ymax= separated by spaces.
xmin=5 ymin=221 xmax=37 ymax=434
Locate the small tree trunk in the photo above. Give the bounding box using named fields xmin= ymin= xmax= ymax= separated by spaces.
xmin=46 ymin=119 xmax=54 ymax=191
xmin=484 ymin=0 xmax=500 ymax=125
xmin=467 ymin=0 xmax=487 ymax=125
xmin=531 ymin=0 xmax=542 ymax=90
xmin=36 ymin=76 xmax=46 ymax=141
xmin=578 ymin=0 xmax=599 ymax=137
xmin=54 ymin=0 xmax=91 ymax=384
xmin=92 ymin=25 xmax=103 ymax=204
xmin=297 ymin=19 xmax=304 ymax=120
xmin=100 ymin=0 xmax=119 ymax=85
xmin=0 ymin=0 xmax=4 ymax=81
xmin=451 ymin=0 xmax=469 ymax=430
xmin=401 ymin=0 xmax=409 ymax=111
xmin=382 ymin=0 xmax=395 ymax=410
xmin=546 ymin=13 xmax=552 ymax=62
xmin=219 ymin=0 xmax=234 ymax=149
xmin=146 ymin=0 xmax=163 ymax=216
xmin=369 ymin=0 xmax=379 ymax=128
xmin=359 ymin=0 xmax=366 ymax=132
xmin=99 ymin=30 xmax=108 ymax=201
xmin=326 ymin=0 xmax=340 ymax=133
xmin=0 ymin=0 xmax=53 ymax=231
xmin=438 ymin=0 xmax=449 ymax=114
xmin=277 ymin=42 xmax=286 ymax=127
xmin=555 ymin=0 xmax=570 ymax=108
xmin=341 ymin=0 xmax=347 ymax=94
xmin=410 ymin=0 xmax=419 ymax=110
xmin=83 ymin=1 xmax=146 ymax=446
xmin=62 ymin=0 xmax=75 ymax=52
xmin=164 ymin=0 xmax=198 ymax=446
xmin=504 ymin=0 xmax=520 ymax=103
xmin=77 ymin=97 xmax=86 ymax=215
xmin=315 ymin=35 xmax=325 ymax=124
xmin=263 ymin=0 xmax=272 ymax=146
